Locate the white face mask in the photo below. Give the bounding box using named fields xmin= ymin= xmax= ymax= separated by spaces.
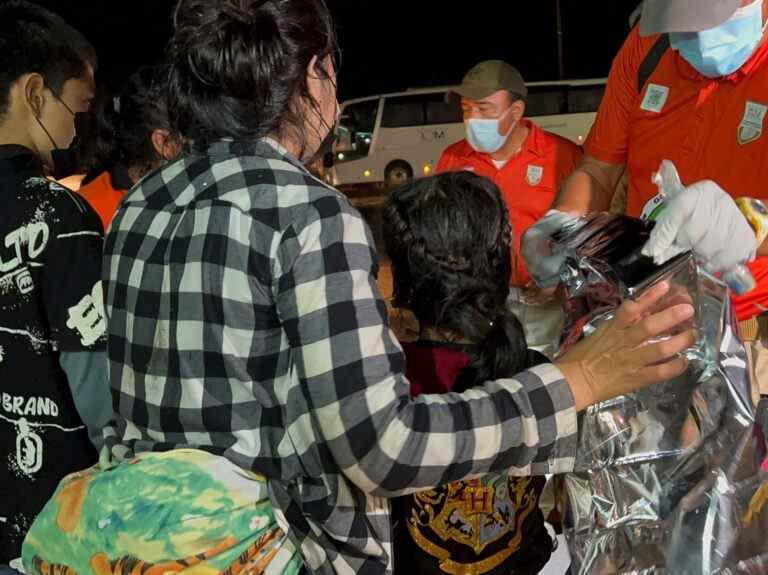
xmin=465 ymin=105 xmax=515 ymax=154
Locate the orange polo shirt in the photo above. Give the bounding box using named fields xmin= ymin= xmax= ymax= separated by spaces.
xmin=585 ymin=26 xmax=768 ymax=321
xmin=437 ymin=119 xmax=582 ymax=286
xmin=77 ymin=171 xmax=128 ymax=233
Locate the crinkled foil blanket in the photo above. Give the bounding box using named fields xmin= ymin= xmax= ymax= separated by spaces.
xmin=553 ymin=213 xmax=768 ymax=574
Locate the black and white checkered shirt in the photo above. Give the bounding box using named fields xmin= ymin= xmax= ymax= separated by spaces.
xmin=102 ymin=139 xmax=578 ymax=574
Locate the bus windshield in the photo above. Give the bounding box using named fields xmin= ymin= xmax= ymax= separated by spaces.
xmin=336 ymin=99 xmax=379 ymax=159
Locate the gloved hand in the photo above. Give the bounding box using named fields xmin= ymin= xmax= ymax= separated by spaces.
xmin=642 ymin=179 xmax=757 ymax=275
xmin=521 ymin=209 xmax=581 ymax=288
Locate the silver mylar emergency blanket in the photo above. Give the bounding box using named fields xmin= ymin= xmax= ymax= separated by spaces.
xmin=553 ymin=213 xmax=768 ymax=575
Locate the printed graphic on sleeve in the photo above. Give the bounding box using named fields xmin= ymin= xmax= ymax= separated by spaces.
xmin=66 ymin=281 xmax=106 ymax=347
xmin=16 ymin=418 xmax=43 ymax=475
xmin=1 ymin=393 xmax=84 ymax=479
xmin=0 ymin=222 xmax=49 ymax=297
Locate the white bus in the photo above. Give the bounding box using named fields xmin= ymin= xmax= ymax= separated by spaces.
xmin=327 ymin=79 xmax=606 ymax=190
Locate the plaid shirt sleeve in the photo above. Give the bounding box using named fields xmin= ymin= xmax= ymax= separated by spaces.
xmin=274 ymin=194 xmax=578 ymax=497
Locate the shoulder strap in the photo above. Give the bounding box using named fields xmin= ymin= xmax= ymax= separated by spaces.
xmin=637 ymin=33 xmax=670 ymax=93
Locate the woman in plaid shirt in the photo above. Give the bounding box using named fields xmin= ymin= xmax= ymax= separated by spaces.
xmin=22 ymin=1 xmax=695 ymax=573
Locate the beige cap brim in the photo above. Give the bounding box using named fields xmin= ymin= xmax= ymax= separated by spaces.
xmin=639 ymin=0 xmax=740 ymax=36
xmin=453 ymin=83 xmax=504 ymax=101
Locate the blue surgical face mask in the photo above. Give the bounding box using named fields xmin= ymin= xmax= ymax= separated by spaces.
xmin=465 ymin=105 xmax=515 ymax=154
xmin=670 ymin=0 xmax=765 ymax=78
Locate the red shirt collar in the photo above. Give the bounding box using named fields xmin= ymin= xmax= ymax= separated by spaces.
xmin=520 ymin=119 xmax=547 ymax=159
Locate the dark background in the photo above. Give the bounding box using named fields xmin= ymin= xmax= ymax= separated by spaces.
xmin=30 ymin=0 xmax=640 ymax=100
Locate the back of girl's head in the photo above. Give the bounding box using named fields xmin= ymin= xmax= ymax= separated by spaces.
xmin=167 ymin=0 xmax=337 ymax=152
xmin=384 ymin=172 xmax=530 ymax=389
xmin=113 ymin=65 xmax=173 ymax=173
xmin=385 ymin=172 xmax=511 ymax=325
xmin=81 ymin=65 xmax=173 ymax=183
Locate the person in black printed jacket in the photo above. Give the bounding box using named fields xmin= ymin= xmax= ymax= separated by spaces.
xmin=0 ymin=2 xmax=112 ymax=565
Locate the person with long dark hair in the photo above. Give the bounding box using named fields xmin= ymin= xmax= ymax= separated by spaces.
xmin=77 ymin=66 xmax=180 ymax=231
xmin=386 ymin=172 xmax=556 ymax=574
xmin=23 ymin=1 xmax=695 ymax=573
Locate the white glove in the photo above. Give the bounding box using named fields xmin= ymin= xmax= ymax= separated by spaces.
xmin=521 ymin=209 xmax=580 ymax=288
xmin=642 ymin=179 xmax=757 ymax=274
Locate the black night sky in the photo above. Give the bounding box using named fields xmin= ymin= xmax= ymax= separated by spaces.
xmin=30 ymin=0 xmax=640 ymax=100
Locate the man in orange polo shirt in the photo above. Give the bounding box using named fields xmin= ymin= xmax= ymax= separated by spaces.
xmin=523 ymin=0 xmax=768 ymax=395
xmin=437 ymin=61 xmax=582 ymax=355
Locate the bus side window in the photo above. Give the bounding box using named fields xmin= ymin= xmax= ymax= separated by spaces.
xmin=381 ymin=97 xmax=425 ymax=128
xmin=566 ymin=85 xmax=606 ymax=114
xmin=526 ymin=87 xmax=567 ymax=117
xmin=380 ymin=92 xmax=461 ymax=128
xmin=425 ymin=97 xmax=462 ymax=125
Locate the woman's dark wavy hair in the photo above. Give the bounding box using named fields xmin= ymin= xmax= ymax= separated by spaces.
xmin=80 ymin=66 xmax=173 ymax=185
xmin=167 ymin=0 xmax=338 ymax=153
xmin=384 ymin=172 xmax=529 ymax=392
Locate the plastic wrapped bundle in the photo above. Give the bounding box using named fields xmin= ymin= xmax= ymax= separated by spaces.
xmin=554 ymin=213 xmax=768 ymax=575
